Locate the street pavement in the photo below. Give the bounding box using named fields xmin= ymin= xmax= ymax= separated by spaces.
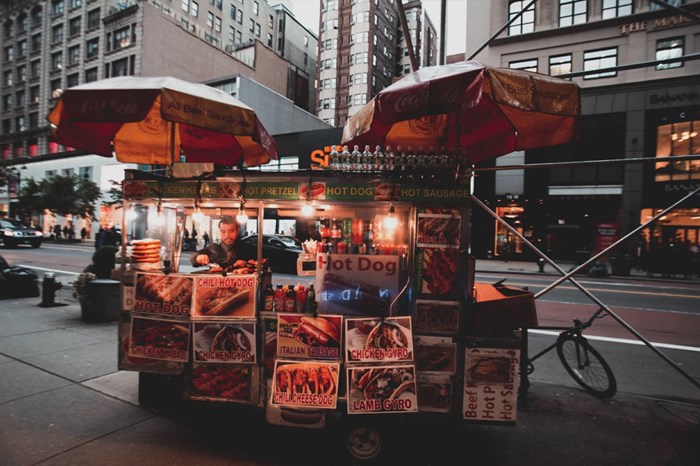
xmin=0 ymin=260 xmax=698 ymax=465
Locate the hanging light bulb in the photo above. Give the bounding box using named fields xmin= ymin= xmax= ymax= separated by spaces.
xmin=383 ymin=203 xmax=398 ymax=230
xmin=236 ymin=200 xmax=248 ymax=224
xmin=301 ymin=202 xmax=314 ymax=217
xmin=149 ymin=201 xmax=165 ymax=226
xmin=191 ymin=203 xmax=204 ymax=223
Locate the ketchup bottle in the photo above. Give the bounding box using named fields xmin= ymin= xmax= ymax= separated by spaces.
xmin=284 ymin=285 xmax=297 ymax=313
xmin=295 ymin=284 xmax=307 ymax=313
xmin=273 ymin=285 xmax=285 ymax=312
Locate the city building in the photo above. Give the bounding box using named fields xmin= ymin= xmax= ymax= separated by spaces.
xmin=316 ymin=0 xmax=437 ymax=127
xmin=463 ymin=0 xmax=700 ymax=262
xmin=0 ymin=0 xmax=325 ymax=234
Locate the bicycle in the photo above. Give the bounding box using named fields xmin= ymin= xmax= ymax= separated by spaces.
xmin=525 ymin=307 xmax=617 ymax=399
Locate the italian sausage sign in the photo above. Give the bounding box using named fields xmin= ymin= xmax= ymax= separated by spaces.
xmin=316 ymin=253 xmax=400 ymax=316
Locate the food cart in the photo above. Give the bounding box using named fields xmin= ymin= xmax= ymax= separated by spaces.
xmin=117 ymin=164 xmax=537 ymax=462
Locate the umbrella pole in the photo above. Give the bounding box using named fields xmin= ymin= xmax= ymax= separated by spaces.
xmin=169 ymin=121 xmax=176 ymax=177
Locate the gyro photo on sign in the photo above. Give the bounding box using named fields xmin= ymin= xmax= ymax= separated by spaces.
xmin=345 ymin=316 xmax=413 ymax=363
xmin=193 ymin=322 xmax=256 ymax=363
xmin=347 ymin=365 xmax=418 ymax=415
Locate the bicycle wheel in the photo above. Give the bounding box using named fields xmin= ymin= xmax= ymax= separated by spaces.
xmin=556 ymin=334 xmax=617 ymax=398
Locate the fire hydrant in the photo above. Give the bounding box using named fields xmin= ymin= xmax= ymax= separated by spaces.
xmin=41 ymin=272 xmax=62 ymax=307
xmin=537 ymin=258 xmax=546 ymax=273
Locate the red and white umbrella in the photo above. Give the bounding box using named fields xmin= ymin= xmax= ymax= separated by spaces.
xmin=47 ymin=76 xmax=277 ymax=167
xmin=342 ymin=60 xmax=580 ymax=164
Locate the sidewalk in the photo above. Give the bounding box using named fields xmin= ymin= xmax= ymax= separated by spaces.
xmin=1 ymin=293 xmax=698 ymax=466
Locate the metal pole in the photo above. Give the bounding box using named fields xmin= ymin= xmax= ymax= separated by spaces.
xmin=439 ymin=0 xmax=446 ymax=65
xmin=472 ymin=153 xmax=700 ymax=172
xmin=470 ymin=193 xmax=700 ymax=390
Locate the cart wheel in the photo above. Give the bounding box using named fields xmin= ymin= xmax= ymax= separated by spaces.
xmin=346 ymin=424 xmax=383 ymax=462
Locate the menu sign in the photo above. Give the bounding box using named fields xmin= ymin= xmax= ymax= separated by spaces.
xmin=417 ymin=211 xmax=461 ymax=248
xmin=345 ymin=316 xmax=414 ymax=363
xmin=271 ymin=360 xmax=340 ymax=409
xmin=134 ymin=273 xmax=193 ymax=317
xmin=128 ymin=315 xmax=190 ymax=362
xmin=192 ymin=274 xmax=256 ymax=319
xmin=347 ymin=365 xmax=418 ymax=415
xmin=193 ymin=321 xmax=256 ymax=363
xmin=463 ymin=346 xmax=520 ymax=423
xmin=316 ymin=253 xmax=399 ymax=316
xmin=188 ymin=363 xmax=252 ymax=403
xmin=277 ymin=314 xmax=343 ymax=360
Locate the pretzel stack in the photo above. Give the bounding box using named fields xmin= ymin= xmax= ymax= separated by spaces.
xmin=130 ymin=239 xmax=162 ymax=270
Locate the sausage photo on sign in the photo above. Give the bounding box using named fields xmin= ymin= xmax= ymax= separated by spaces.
xmin=293 ymin=316 xmax=340 ymax=349
xmin=299 ymin=182 xmax=326 ymax=200
xmin=196 ymin=287 xmax=250 ymax=316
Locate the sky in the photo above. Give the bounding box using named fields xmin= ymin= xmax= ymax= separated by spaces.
xmin=286 ymin=0 xmax=467 ymax=56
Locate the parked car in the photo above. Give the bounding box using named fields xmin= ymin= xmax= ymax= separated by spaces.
xmin=0 ymin=219 xmax=43 ymax=248
xmin=239 ymin=234 xmax=302 ymax=274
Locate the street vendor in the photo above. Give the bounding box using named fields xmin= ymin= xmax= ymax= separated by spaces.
xmin=191 ymin=216 xmax=248 ymax=271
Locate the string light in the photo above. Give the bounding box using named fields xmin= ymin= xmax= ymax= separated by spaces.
xmin=236 ymin=198 xmax=248 ymax=224
xmin=383 ymin=203 xmax=398 ymax=230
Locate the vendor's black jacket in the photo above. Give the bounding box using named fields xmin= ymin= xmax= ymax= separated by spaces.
xmin=190 ymin=239 xmax=247 ymax=271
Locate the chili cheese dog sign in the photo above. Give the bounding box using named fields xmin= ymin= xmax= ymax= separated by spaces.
xmin=271 ymin=360 xmax=340 ymax=409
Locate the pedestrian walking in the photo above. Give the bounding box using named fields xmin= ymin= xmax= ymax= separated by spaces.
xmin=54 ymin=224 xmax=62 ymax=240
xmin=80 ymin=227 xmax=87 ymax=241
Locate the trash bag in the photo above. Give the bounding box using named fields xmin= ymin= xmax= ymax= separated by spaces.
xmin=0 ymin=257 xmax=40 ymax=298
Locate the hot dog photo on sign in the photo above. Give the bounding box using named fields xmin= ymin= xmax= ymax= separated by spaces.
xmin=345 ymin=316 xmax=413 ymax=363
xmin=299 ymin=181 xmax=326 ymax=200
xmin=416 ymin=212 xmax=461 ymax=248
xmin=134 ymin=273 xmax=193 ymax=316
xmin=277 ymin=314 xmax=343 ymax=360
xmin=271 ymin=360 xmax=340 ymax=409
xmin=192 ymin=275 xmax=256 ymax=319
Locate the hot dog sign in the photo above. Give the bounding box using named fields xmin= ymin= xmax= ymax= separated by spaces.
xmin=316 ymin=254 xmax=400 ymax=316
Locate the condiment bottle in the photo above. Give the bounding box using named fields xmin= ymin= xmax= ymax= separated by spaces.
xmin=273 ymin=284 xmax=285 ymax=312
xmin=284 ymin=284 xmax=297 ymax=313
xmin=305 ymin=284 xmax=317 ymax=313
xmin=295 ymin=284 xmax=307 ymax=313
xmin=264 ymin=283 xmax=274 ymax=312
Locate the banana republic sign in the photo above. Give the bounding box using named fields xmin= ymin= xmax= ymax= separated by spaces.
xmin=619 ymin=14 xmax=693 ymax=35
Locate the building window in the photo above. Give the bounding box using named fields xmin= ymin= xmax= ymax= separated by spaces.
xmin=509 ymin=58 xmax=537 ymax=72
xmin=236 ymin=9 xmax=242 ymax=24
xmin=51 ymin=51 xmax=63 ymax=71
xmin=17 ymin=65 xmax=27 ymax=83
xmin=549 ymin=54 xmax=572 ymax=76
xmin=86 ymin=37 xmax=99 ymax=58
xmin=68 ymin=45 xmax=80 ymax=66
xmin=18 ymin=40 xmax=27 ymax=59
xmin=87 ymin=8 xmax=100 ymax=30
xmin=181 ymin=0 xmax=190 ymax=13
xmin=69 ymin=0 xmax=82 ymax=9
xmin=31 ymin=34 xmax=42 ymax=53
xmin=253 ymin=1 xmax=259 ymax=15
xmin=255 ymin=23 xmax=260 ymax=37
xmin=3 ymin=70 xmax=12 ymax=87
xmin=583 ymin=47 xmax=617 ymax=79
xmin=191 ymin=1 xmax=199 ymax=17
xmin=207 ymin=12 xmax=214 ymax=28
xmin=267 ymin=32 xmax=272 ymax=47
xmin=52 ymin=24 xmax=64 ymax=44
xmin=656 ymin=37 xmax=683 ymax=70
xmin=215 ymin=16 xmax=221 ymax=32
xmin=30 ymin=85 xmax=40 ymax=104
xmin=268 ymin=14 xmax=273 ymax=28
xmin=2 ymin=94 xmax=11 ymax=112
xmin=602 ymin=0 xmax=632 ymax=19
xmin=3 ymin=21 xmax=11 ymax=40
xmin=85 ymin=67 xmax=98 ymax=82
xmin=16 ymin=90 xmax=26 ymax=108
xmin=236 ymin=30 xmax=242 ymax=44
xmin=31 ymin=8 xmax=43 ymax=28
xmin=50 ymin=78 xmax=62 ymax=98
xmin=69 ymin=16 xmax=81 ymax=36
xmin=112 ymin=26 xmax=131 ymax=49
xmin=52 ymin=0 xmax=65 ymax=17
xmin=30 ymin=60 xmax=41 ymax=78
xmin=559 ymin=0 xmax=586 ymax=27
xmin=67 ymin=73 xmax=79 ymax=87
xmin=3 ymin=46 xmax=12 ymax=63
xmin=110 ymin=57 xmax=129 ymax=77
xmin=16 ymin=115 xmax=26 ymax=132
xmin=508 ymin=1 xmax=535 ymax=36
xmin=655 ymin=120 xmax=700 ymax=182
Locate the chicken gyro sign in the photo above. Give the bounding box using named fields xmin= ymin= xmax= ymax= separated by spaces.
xmin=345 ymin=316 xmax=413 ymax=363
xmin=277 ymin=314 xmax=343 ymax=360
xmin=193 ymin=322 xmax=256 ymax=363
xmin=271 ymin=360 xmax=340 ymax=409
